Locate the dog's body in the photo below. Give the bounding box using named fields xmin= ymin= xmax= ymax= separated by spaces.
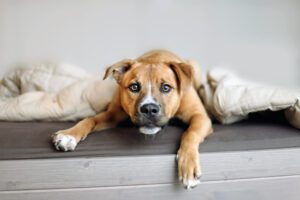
xmin=52 ymin=50 xmax=213 ymax=189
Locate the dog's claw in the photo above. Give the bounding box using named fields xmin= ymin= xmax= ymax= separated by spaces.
xmin=195 ymin=175 xmax=201 ymax=180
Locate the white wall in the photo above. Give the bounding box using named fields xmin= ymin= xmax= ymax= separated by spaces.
xmin=0 ymin=0 xmax=299 ymax=86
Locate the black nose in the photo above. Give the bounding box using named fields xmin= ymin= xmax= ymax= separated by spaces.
xmin=140 ymin=103 xmax=160 ymax=118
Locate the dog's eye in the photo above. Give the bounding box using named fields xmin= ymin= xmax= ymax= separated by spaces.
xmin=160 ymin=83 xmax=172 ymax=93
xmin=128 ymin=83 xmax=141 ymax=93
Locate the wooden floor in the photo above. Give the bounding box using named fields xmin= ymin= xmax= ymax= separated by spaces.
xmin=0 ymin=117 xmax=300 ymax=200
xmin=1 ymin=148 xmax=300 ymax=200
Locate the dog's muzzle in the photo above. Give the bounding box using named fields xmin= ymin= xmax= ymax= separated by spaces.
xmin=137 ymin=103 xmax=163 ymax=135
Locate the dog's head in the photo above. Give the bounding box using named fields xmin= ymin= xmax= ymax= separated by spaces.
xmin=103 ymin=59 xmax=193 ymax=135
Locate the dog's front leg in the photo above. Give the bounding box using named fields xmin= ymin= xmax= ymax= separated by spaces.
xmin=177 ymin=113 xmax=212 ymax=189
xmin=52 ymin=107 xmax=127 ymax=151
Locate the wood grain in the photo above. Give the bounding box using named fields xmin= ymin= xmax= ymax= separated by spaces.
xmin=1 ymin=175 xmax=300 ymax=200
xmin=1 ymin=148 xmax=300 ymax=191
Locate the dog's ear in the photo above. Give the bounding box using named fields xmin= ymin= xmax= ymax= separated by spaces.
xmin=103 ymin=59 xmax=135 ymax=83
xmin=167 ymin=62 xmax=194 ymax=92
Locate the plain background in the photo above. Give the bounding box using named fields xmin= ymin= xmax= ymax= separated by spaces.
xmin=0 ymin=0 xmax=299 ymax=87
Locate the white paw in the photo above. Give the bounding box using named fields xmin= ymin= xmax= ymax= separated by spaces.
xmin=177 ymin=149 xmax=202 ymax=189
xmin=52 ymin=131 xmax=78 ymax=151
xmin=181 ymin=177 xmax=200 ymax=190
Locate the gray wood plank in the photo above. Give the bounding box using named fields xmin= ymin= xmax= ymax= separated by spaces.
xmin=1 ymin=148 xmax=300 ymax=191
xmin=1 ymin=118 xmax=299 ymax=160
xmin=1 ymin=175 xmax=300 ymax=200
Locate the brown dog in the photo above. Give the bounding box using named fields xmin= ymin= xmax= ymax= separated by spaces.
xmin=52 ymin=50 xmax=213 ymax=189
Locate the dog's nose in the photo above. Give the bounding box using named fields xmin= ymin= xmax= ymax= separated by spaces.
xmin=140 ymin=103 xmax=160 ymax=118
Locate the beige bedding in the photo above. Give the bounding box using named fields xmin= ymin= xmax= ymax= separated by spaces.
xmin=0 ymin=64 xmax=299 ymax=129
xmin=199 ymin=68 xmax=300 ymax=129
xmin=0 ymin=63 xmax=115 ymax=121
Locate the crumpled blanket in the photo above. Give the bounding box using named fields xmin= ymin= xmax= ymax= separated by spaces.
xmin=199 ymin=68 xmax=300 ymax=129
xmin=0 ymin=63 xmax=115 ymax=121
xmin=0 ymin=64 xmax=299 ymax=130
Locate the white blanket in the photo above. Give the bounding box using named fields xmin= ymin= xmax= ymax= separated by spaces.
xmin=0 ymin=64 xmax=299 ymax=129
xmin=0 ymin=63 xmax=115 ymax=121
xmin=199 ymin=68 xmax=300 ymax=129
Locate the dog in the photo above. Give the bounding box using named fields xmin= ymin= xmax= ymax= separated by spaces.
xmin=52 ymin=50 xmax=213 ymax=189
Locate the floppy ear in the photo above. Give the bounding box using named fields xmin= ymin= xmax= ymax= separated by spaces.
xmin=168 ymin=62 xmax=194 ymax=92
xmin=103 ymin=59 xmax=135 ymax=83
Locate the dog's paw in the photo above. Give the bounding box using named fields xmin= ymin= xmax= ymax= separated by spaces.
xmin=52 ymin=131 xmax=78 ymax=151
xmin=177 ymin=148 xmax=202 ymax=189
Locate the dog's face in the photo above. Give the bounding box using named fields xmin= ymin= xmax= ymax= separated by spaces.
xmin=120 ymin=63 xmax=180 ymax=134
xmin=104 ymin=60 xmax=192 ymax=135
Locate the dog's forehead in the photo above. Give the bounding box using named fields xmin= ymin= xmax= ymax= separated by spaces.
xmin=124 ymin=63 xmax=177 ymax=84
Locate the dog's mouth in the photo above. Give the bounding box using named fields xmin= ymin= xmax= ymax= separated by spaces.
xmin=139 ymin=125 xmax=162 ymax=135
xmin=131 ymin=114 xmax=169 ymax=135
